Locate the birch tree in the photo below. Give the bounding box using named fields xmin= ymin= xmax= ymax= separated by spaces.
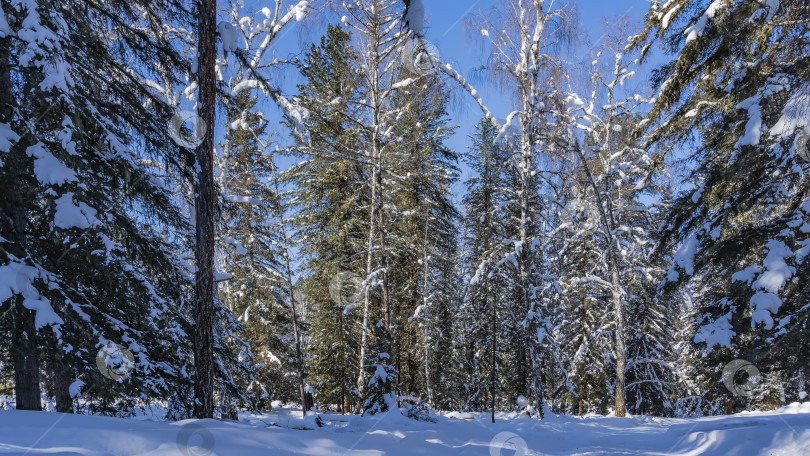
xmin=560 ymin=42 xmax=659 ymax=416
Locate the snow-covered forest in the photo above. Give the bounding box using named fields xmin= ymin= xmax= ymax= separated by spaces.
xmin=0 ymin=0 xmax=809 ymax=454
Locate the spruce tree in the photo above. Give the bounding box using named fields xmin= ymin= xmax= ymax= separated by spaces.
xmin=463 ymin=118 xmax=508 ymax=419
xmin=0 ymin=0 xmax=195 ymax=415
xmin=216 ymin=88 xmax=294 ymax=414
xmin=635 ymin=0 xmax=810 ymax=411
xmin=285 ymin=24 xmax=366 ymax=413
xmin=387 ymin=69 xmax=459 ymax=407
xmin=340 ymin=0 xmax=413 ymax=414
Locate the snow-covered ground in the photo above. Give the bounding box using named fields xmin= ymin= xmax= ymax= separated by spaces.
xmin=1 ymin=403 xmax=809 ymax=455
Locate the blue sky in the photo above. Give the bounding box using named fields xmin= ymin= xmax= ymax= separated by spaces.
xmin=414 ymin=0 xmax=654 ymax=194
xmin=263 ymin=0 xmax=660 ymax=197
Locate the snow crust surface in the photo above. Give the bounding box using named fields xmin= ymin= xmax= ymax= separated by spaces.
xmin=0 ymin=403 xmax=809 ymax=455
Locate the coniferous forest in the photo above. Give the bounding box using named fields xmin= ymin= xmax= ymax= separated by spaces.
xmin=0 ymin=0 xmax=808 ymax=434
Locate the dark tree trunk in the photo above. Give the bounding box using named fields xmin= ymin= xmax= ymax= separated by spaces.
xmin=11 ymin=303 xmax=42 ymax=411
xmin=271 ymin=165 xmax=307 ymax=417
xmin=724 ymin=399 xmax=734 ymax=415
xmin=193 ymin=0 xmax=217 ymax=420
xmin=340 ymin=315 xmax=349 ymax=415
xmin=53 ymin=359 xmax=73 ymax=413
xmin=1 ymin=31 xmax=42 ymax=412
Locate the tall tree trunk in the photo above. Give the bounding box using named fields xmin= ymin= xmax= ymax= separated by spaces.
xmin=421 ymin=213 xmax=433 ymax=406
xmin=1 ymin=33 xmax=42 ymax=412
xmin=370 ymin=6 xmax=392 ymax=398
xmin=490 ymin=290 xmax=496 ymax=423
xmin=357 ymin=164 xmax=377 ymax=404
xmin=611 ymin=260 xmax=627 ymax=417
xmin=193 ymin=0 xmax=217 ymax=420
xmin=602 ymin=67 xmax=627 ymax=419
xmin=358 ymin=37 xmax=388 ymax=402
xmin=341 ymin=312 xmax=350 ymax=415
xmin=279 ymin=206 xmax=308 ymax=417
xmin=530 ymin=344 xmax=544 ymax=418
xmin=378 ymin=165 xmax=392 ymax=376
xmin=288 ymin=264 xmax=308 ymax=417
xmin=518 ymin=77 xmax=543 ymax=417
